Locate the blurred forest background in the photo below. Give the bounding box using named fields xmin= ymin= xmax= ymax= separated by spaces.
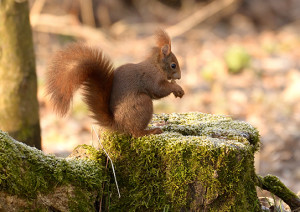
xmin=29 ymin=0 xmax=300 ymax=195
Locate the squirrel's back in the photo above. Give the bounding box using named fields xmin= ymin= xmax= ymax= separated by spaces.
xmin=46 ymin=43 xmax=115 ymax=129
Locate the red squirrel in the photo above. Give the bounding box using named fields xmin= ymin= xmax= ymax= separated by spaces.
xmin=46 ymin=29 xmax=184 ymax=137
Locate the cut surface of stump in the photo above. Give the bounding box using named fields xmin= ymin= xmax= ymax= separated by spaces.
xmin=100 ymin=112 xmax=261 ymax=211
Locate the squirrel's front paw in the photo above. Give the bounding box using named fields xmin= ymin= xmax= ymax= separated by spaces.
xmin=173 ymin=87 xmax=184 ymax=98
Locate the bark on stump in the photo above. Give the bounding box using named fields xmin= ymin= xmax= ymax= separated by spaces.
xmin=0 ymin=112 xmax=262 ymax=211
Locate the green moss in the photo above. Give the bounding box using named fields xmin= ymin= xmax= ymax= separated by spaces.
xmin=68 ymin=187 xmax=99 ymax=212
xmin=0 ymin=130 xmax=105 ymax=210
xmin=100 ymin=112 xmax=261 ymax=211
xmin=68 ymin=144 xmax=103 ymax=163
xmin=152 ymin=112 xmax=260 ymax=150
xmin=257 ymin=174 xmax=300 ymax=211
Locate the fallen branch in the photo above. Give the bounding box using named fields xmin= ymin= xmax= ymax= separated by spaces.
xmin=257 ymin=174 xmax=300 ymax=211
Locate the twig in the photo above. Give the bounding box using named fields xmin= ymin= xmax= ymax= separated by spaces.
xmin=97 ymin=4 xmax=111 ymax=28
xmin=92 ymin=126 xmax=121 ymax=198
xmin=166 ymin=0 xmax=240 ymax=38
xmin=99 ymin=157 xmax=109 ymax=212
xmin=30 ymin=13 xmax=112 ymax=46
xmin=30 ymin=0 xmax=46 ymax=27
xmin=79 ymin=0 xmax=96 ymax=27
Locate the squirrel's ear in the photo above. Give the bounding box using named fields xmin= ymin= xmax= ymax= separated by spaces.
xmin=156 ymin=29 xmax=171 ymax=50
xmin=161 ymin=44 xmax=171 ymax=57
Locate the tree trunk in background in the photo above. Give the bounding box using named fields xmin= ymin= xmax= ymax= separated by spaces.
xmin=0 ymin=0 xmax=41 ymax=149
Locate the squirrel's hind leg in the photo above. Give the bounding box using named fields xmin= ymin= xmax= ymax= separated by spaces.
xmin=113 ymin=93 xmax=162 ymax=137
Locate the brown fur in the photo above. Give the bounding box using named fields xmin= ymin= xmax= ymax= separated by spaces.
xmin=46 ymin=43 xmax=115 ymax=129
xmin=46 ymin=29 xmax=184 ymax=137
xmin=155 ymin=29 xmax=171 ymax=48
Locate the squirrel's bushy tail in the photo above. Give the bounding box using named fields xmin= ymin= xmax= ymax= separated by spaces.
xmin=46 ymin=43 xmax=115 ymax=129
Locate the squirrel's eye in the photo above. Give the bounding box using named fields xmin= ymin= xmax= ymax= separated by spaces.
xmin=170 ymin=63 xmax=176 ymax=69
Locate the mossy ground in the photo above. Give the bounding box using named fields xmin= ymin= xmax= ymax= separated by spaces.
xmin=0 ymin=131 xmax=105 ymax=211
xmin=100 ymin=112 xmax=261 ymax=211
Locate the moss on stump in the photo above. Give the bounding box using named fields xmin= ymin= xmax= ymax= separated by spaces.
xmin=100 ymin=112 xmax=261 ymax=211
xmin=0 ymin=131 xmax=105 ymax=211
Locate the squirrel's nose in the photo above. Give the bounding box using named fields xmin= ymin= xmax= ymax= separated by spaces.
xmin=173 ymin=72 xmax=181 ymax=80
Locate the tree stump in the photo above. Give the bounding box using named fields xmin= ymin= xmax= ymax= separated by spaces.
xmin=0 ymin=112 xmax=262 ymax=211
xmin=100 ymin=112 xmax=261 ymax=211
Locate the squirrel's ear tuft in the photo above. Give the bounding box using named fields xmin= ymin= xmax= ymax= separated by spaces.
xmin=155 ymin=29 xmax=171 ymax=50
xmin=161 ymin=44 xmax=171 ymax=57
